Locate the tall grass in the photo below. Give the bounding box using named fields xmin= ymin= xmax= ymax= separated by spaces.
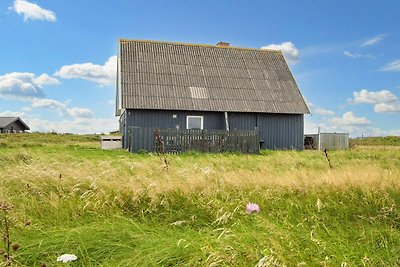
xmin=0 ymin=133 xmax=400 ymax=266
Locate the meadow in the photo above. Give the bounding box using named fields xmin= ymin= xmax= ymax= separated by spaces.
xmin=0 ymin=133 xmax=400 ymax=266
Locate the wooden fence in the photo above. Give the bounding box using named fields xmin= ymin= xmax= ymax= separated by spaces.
xmin=127 ymin=127 xmax=260 ymax=154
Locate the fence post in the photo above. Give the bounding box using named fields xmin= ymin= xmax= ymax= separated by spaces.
xmin=127 ymin=127 xmax=131 ymax=152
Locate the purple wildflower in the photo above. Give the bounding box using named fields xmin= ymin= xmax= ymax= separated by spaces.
xmin=246 ymin=203 xmax=260 ymax=214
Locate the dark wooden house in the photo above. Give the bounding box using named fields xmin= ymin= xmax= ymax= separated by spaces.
xmin=0 ymin=117 xmax=30 ymax=133
xmin=116 ymin=39 xmax=309 ymax=151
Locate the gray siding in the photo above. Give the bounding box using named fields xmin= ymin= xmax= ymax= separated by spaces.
xmin=258 ymin=114 xmax=304 ymax=150
xmin=0 ymin=121 xmax=27 ymax=133
xmin=228 ymin=113 xmax=304 ymax=150
xmin=124 ymin=109 xmax=225 ymax=130
xmin=123 ymin=109 xmax=304 ymax=150
xmin=122 ymin=109 xmax=224 ymax=148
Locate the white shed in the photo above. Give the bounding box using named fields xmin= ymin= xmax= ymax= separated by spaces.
xmin=100 ymin=136 xmax=122 ymax=150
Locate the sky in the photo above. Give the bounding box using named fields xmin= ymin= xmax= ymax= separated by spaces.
xmin=0 ymin=0 xmax=399 ymax=136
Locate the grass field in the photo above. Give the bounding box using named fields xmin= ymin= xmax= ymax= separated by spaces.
xmin=1 ymin=133 xmax=400 ymax=266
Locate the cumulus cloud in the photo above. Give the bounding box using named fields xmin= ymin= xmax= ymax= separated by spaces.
xmin=0 ymin=72 xmax=59 ymax=98
xmin=374 ymin=102 xmax=400 ymax=113
xmin=360 ymin=34 xmax=385 ymax=47
xmin=30 ymin=98 xmax=94 ymax=118
xmin=350 ymin=89 xmax=400 ymax=113
xmin=30 ymin=98 xmax=64 ymax=109
xmin=304 ymin=99 xmax=335 ymax=116
xmin=26 ymin=117 xmax=119 ymax=134
xmin=12 ymin=0 xmax=56 ymax=22
xmin=0 ymin=110 xmax=25 ymax=117
xmin=54 ymin=56 xmax=117 ymax=85
xmin=306 ymin=113 xmax=399 ymax=137
xmin=352 ymin=89 xmax=397 ymax=104
xmin=331 ymin=111 xmax=371 ymax=126
xmin=34 ymin=73 xmax=60 ymax=86
xmin=261 ymin=42 xmax=300 ymax=65
xmin=380 ymin=60 xmax=400 ymax=72
xmin=315 ymin=108 xmax=335 ymax=116
xmin=66 ymin=107 xmax=94 ymax=118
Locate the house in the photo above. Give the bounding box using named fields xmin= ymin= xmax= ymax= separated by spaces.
xmin=116 ymin=39 xmax=309 ymax=151
xmin=0 ymin=117 xmax=30 ymax=133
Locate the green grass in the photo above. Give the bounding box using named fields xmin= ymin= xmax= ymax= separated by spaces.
xmin=350 ymin=136 xmax=400 ymax=146
xmin=1 ymin=133 xmax=400 ymax=266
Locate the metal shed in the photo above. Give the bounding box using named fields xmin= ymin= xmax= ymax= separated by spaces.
xmin=304 ymin=132 xmax=349 ymax=150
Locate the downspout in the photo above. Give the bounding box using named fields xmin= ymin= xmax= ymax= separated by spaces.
xmin=115 ymin=57 xmax=120 ymax=116
xmin=224 ymin=112 xmax=229 ymax=131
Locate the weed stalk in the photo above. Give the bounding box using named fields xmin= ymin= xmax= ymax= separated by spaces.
xmin=1 ymin=203 xmax=13 ymax=266
xmin=155 ymin=129 xmax=169 ymax=171
xmin=323 ymin=148 xmax=333 ymax=169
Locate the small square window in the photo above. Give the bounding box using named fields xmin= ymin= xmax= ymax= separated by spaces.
xmin=186 ymin=116 xmax=203 ymax=130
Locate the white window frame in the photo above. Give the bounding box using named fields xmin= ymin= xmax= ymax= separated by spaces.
xmin=186 ymin=115 xmax=204 ymax=130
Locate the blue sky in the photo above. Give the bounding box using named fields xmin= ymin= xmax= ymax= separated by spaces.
xmin=0 ymin=0 xmax=399 ymax=136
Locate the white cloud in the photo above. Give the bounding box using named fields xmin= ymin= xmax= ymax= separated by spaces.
xmin=331 ymin=111 xmax=371 ymax=126
xmin=388 ymin=129 xmax=400 ymax=136
xmin=374 ymin=102 xmax=400 ymax=113
xmin=31 ymin=98 xmax=65 ymax=109
xmin=12 ymin=0 xmax=56 ymax=22
xmin=350 ymin=89 xmax=400 ymax=113
xmin=66 ymin=107 xmax=94 ymax=118
xmin=0 ymin=110 xmax=25 ymax=117
xmin=34 ymin=73 xmax=60 ymax=86
xmin=343 ymin=51 xmax=374 ymax=59
xmin=22 ymin=106 xmax=32 ymax=112
xmin=352 ymin=89 xmax=397 ymax=104
xmin=30 ymin=98 xmax=94 ymax=118
xmin=315 ymin=108 xmax=335 ymax=116
xmin=343 ymin=51 xmax=357 ymax=59
xmin=304 ymin=99 xmax=335 ymax=116
xmin=306 ymin=114 xmax=400 ymax=137
xmin=0 ymin=72 xmax=59 ymax=98
xmin=380 ymin=60 xmax=400 ymax=72
xmin=261 ymin=42 xmax=300 ymax=65
xmin=304 ymin=117 xmax=320 ymax=134
xmin=360 ymin=34 xmax=385 ymax=47
xmin=54 ymin=56 xmax=117 ymax=85
xmin=26 ymin=117 xmax=119 ymax=134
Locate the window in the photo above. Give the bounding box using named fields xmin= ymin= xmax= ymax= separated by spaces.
xmin=186 ymin=116 xmax=203 ymax=130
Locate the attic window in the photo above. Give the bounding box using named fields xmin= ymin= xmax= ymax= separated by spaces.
xmin=189 ymin=87 xmax=209 ymax=99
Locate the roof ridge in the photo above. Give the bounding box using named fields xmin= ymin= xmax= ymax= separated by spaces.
xmin=119 ymin=39 xmax=283 ymax=54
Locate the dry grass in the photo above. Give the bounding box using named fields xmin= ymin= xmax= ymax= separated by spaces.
xmin=1 ymin=143 xmax=399 ymax=198
xmin=1 ymin=134 xmax=400 ymax=266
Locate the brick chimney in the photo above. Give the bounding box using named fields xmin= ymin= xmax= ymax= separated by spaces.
xmin=216 ymin=42 xmax=230 ymax=47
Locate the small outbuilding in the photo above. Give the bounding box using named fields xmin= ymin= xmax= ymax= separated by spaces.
xmin=304 ymin=132 xmax=349 ymax=150
xmin=100 ymin=135 xmax=122 ymax=150
xmin=0 ymin=117 xmax=30 ymax=133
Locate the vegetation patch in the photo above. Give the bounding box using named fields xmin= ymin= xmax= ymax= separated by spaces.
xmin=0 ymin=133 xmax=399 ymax=266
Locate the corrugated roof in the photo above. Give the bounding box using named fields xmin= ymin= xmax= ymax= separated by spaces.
xmin=0 ymin=117 xmax=30 ymax=130
xmin=117 ymin=39 xmax=309 ymax=114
